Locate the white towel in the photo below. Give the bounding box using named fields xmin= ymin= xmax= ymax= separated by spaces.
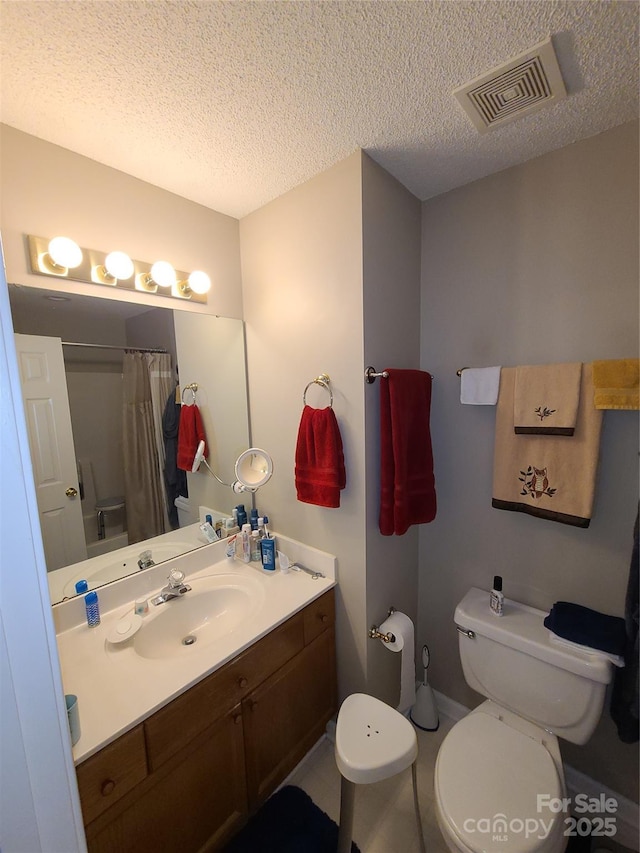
xmin=548 ymin=632 xmax=625 ymax=668
xmin=460 ymin=366 xmax=501 ymax=405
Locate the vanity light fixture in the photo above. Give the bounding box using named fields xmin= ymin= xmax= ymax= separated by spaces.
xmin=37 ymin=236 xmax=83 ymax=275
xmin=150 ymin=260 xmax=177 ymax=288
xmin=26 ymin=235 xmax=210 ymax=305
xmin=176 ymin=270 xmax=211 ymax=298
xmin=93 ymin=250 xmax=135 ymax=285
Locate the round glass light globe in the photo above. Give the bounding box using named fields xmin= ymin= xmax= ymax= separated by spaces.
xmin=188 ymin=270 xmax=211 ymax=295
xmin=48 ymin=237 xmax=83 ymax=269
xmin=150 ymin=260 xmax=176 ymax=288
xmin=104 ymin=251 xmax=134 ymax=280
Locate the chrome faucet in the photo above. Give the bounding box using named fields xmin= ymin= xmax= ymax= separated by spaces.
xmin=151 ymin=570 xmax=191 ymax=605
xmin=138 ymin=550 xmax=155 ymax=570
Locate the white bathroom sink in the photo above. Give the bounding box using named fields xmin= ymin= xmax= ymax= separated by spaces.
xmin=132 ymin=573 xmax=265 ymax=660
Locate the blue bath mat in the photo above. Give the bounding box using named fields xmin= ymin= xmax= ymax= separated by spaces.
xmin=223 ymin=785 xmax=360 ymax=853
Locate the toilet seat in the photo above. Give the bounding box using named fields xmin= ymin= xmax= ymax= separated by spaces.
xmin=435 ymin=711 xmax=565 ymax=853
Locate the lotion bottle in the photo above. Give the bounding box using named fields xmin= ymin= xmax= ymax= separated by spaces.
xmin=490 ymin=575 xmax=504 ymax=616
xmin=240 ymin=523 xmax=251 ymax=563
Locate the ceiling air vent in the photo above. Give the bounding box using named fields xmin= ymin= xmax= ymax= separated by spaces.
xmin=453 ymin=37 xmax=567 ymax=134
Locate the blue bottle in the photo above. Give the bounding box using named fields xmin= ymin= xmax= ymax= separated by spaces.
xmin=261 ymin=537 xmax=276 ymax=571
xmin=235 ymin=504 xmax=247 ymax=528
xmin=85 ymin=591 xmax=101 ymax=627
xmin=75 ymin=579 xmax=88 ymax=595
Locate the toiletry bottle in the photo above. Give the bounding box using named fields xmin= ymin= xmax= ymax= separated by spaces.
xmin=226 ymin=534 xmax=237 ymax=558
xmin=490 ymin=576 xmax=504 ymax=616
xmin=236 ymin=505 xmax=247 ymax=528
xmin=240 ymin=523 xmax=251 ymax=563
xmin=250 ymin=530 xmax=261 ymax=562
xmin=85 ymin=591 xmax=101 ymax=627
xmin=224 ymin=517 xmax=240 ymax=538
xmin=199 ymin=520 xmax=217 ymax=543
xmin=261 ymin=535 xmax=276 ymax=571
xmin=75 ymin=579 xmax=88 ymax=595
xmin=250 ymin=508 xmax=259 ymax=531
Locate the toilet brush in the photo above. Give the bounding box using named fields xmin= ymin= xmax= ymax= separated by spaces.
xmin=410 ymin=644 xmax=439 ymax=731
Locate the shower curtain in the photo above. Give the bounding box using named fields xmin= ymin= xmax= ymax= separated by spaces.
xmin=148 ymin=352 xmax=175 ymax=531
xmin=122 ymin=352 xmax=173 ymax=544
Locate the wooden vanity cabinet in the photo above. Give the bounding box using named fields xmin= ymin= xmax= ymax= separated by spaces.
xmin=78 ymin=589 xmax=336 ymax=853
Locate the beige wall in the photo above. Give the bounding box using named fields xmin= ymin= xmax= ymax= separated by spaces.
xmin=240 ymin=151 xmax=423 ymax=703
xmin=0 ymin=125 xmax=243 ymax=319
xmin=240 ymin=152 xmax=369 ymax=697
xmin=419 ymin=121 xmax=639 ymax=801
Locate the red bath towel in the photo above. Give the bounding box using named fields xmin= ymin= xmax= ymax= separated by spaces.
xmin=295 ymin=405 xmax=346 ymax=508
xmin=177 ymin=404 xmax=208 ymax=472
xmin=379 ymin=369 xmax=436 ymax=535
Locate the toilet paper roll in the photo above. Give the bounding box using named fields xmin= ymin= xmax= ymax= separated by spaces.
xmin=378 ymin=610 xmax=415 ymax=713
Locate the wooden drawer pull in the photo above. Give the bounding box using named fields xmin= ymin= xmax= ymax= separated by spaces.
xmin=238 ymin=676 xmax=248 ymax=689
xmin=319 ymin=613 xmax=329 ymax=624
xmin=232 ymin=712 xmax=242 ymax=726
xmin=100 ymin=779 xmax=116 ymax=797
xmin=248 ymin=699 xmax=258 ymax=712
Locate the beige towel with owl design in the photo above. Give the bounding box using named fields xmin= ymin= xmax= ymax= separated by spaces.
xmin=492 ymin=365 xmax=603 ymax=528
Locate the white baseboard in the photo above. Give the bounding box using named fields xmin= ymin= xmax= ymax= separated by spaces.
xmin=432 ymin=690 xmax=639 ymax=852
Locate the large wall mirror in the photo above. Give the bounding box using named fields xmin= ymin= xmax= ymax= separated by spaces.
xmin=8 ymin=284 xmax=250 ymax=605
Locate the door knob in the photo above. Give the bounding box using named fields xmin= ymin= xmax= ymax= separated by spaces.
xmin=65 ymin=487 xmax=78 ymax=497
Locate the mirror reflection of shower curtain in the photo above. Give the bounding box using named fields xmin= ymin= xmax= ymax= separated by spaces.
xmin=122 ymin=352 xmax=171 ymax=544
xmin=148 ymin=352 xmax=174 ymax=531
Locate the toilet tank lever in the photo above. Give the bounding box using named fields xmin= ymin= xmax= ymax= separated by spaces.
xmin=456 ymin=626 xmax=476 ymax=639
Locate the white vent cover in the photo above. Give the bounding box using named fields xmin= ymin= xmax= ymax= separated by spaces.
xmin=453 ymin=37 xmax=567 ymax=134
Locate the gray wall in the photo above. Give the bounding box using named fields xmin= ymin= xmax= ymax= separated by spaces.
xmin=419 ymin=121 xmax=639 ymax=801
xmin=362 ymin=153 xmax=423 ymax=703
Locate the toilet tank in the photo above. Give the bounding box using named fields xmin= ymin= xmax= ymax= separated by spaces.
xmin=455 ymin=588 xmax=614 ymax=745
xmin=174 ymin=496 xmax=197 ymax=528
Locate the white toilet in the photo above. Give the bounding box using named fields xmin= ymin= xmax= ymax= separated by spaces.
xmin=174 ymin=495 xmax=197 ymax=527
xmin=434 ymin=587 xmax=614 ymax=853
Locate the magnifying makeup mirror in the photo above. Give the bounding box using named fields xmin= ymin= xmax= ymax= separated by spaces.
xmin=234 ymin=448 xmax=273 ymax=492
xmin=192 ymin=441 xmax=273 ymax=493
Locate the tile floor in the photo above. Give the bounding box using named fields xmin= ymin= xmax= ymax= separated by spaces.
xmin=285 ymin=716 xmax=636 ymax=853
xmin=286 ymin=715 xmax=454 ymax=853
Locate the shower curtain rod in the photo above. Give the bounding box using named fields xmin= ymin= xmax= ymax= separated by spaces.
xmin=61 ymin=341 xmax=168 ymax=354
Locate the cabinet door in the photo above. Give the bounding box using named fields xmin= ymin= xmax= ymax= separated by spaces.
xmin=243 ymin=629 xmax=337 ymax=810
xmin=85 ymin=707 xmax=247 ymax=853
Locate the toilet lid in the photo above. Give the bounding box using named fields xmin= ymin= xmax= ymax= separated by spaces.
xmin=436 ymin=712 xmax=563 ymax=853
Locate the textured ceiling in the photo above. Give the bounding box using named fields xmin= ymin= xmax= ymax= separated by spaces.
xmin=1 ymin=1 xmax=638 ymax=219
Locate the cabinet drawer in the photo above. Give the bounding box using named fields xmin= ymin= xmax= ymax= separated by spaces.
xmin=76 ymin=726 xmax=147 ymax=826
xmin=303 ymin=589 xmax=335 ymax=646
xmin=145 ymin=611 xmax=304 ymax=771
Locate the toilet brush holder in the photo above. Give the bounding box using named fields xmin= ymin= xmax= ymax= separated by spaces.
xmin=410 ymin=643 xmax=439 ymax=731
xmin=410 ymin=683 xmax=439 ymax=731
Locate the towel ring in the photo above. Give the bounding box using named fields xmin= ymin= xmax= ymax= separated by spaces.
xmin=303 ymin=374 xmax=333 ymax=408
xmin=182 ymin=383 xmax=198 ymax=404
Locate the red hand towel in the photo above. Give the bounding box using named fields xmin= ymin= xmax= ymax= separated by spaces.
xmin=177 ymin=404 xmax=208 ymax=472
xmin=295 ymin=405 xmax=346 ymax=508
xmin=379 ymin=369 xmax=436 ymax=535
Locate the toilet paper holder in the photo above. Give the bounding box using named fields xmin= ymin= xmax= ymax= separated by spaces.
xmin=368 ymin=607 xmax=397 ymax=643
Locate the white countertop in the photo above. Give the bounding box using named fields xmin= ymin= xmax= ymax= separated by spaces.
xmin=54 ymin=534 xmax=336 ymax=764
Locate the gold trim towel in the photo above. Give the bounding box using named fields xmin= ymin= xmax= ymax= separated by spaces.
xmin=460 ymin=366 xmax=501 ymax=405
xmin=514 ymin=363 xmax=582 ymax=435
xmin=492 ymin=365 xmax=603 ymax=528
xmin=592 ymin=359 xmax=639 ymax=410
